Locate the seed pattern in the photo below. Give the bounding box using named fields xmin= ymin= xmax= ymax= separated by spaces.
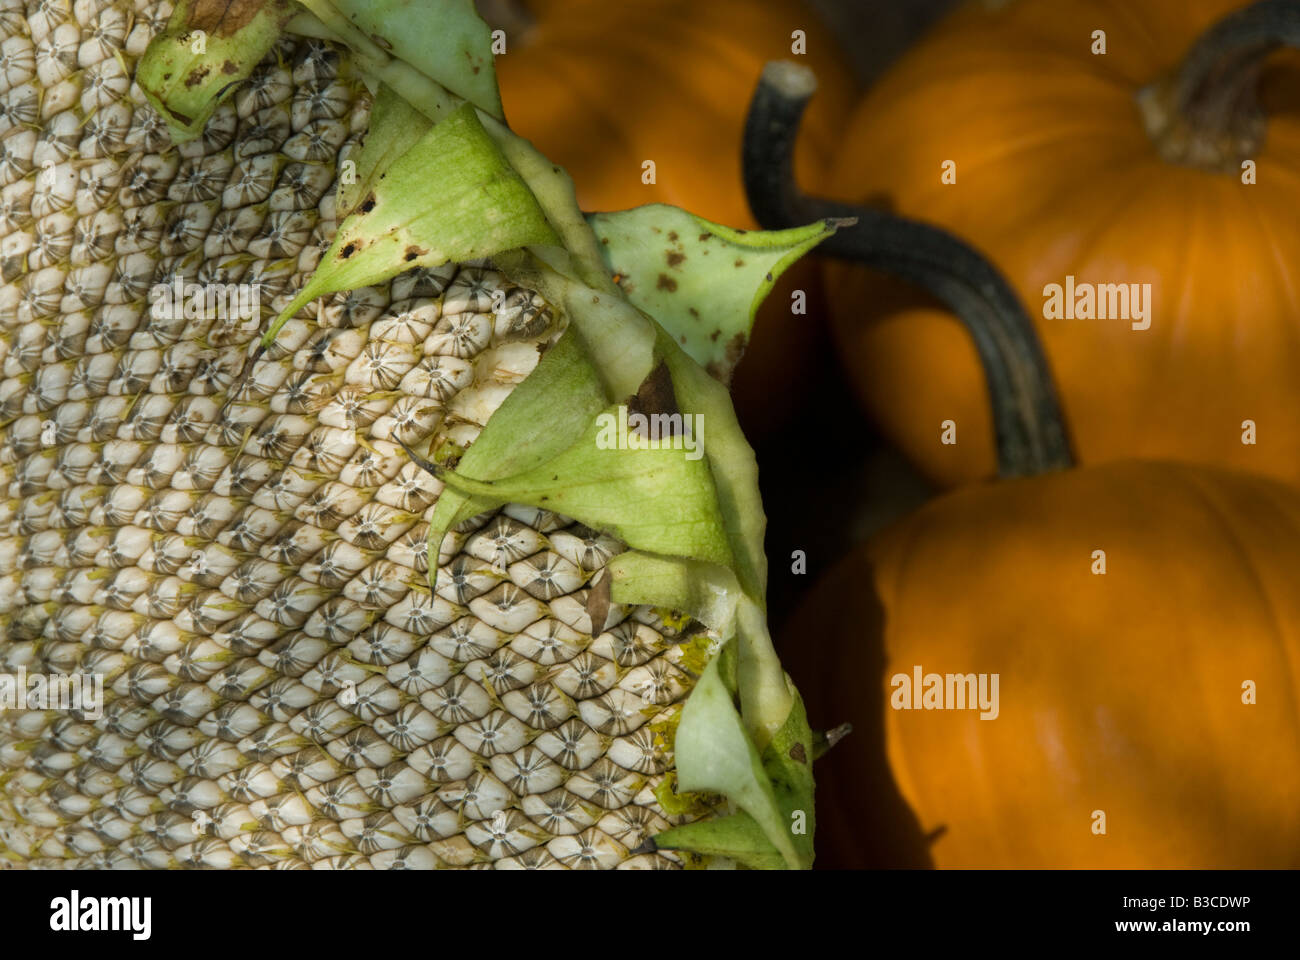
xmin=0 ymin=5 xmax=703 ymax=870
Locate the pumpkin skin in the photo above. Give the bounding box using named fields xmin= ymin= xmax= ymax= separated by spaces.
xmin=495 ymin=0 xmax=856 ymax=441
xmin=496 ymin=0 xmax=853 ymax=224
xmin=783 ymin=461 xmax=1300 ymax=868
xmin=824 ymin=0 xmax=1300 ymax=488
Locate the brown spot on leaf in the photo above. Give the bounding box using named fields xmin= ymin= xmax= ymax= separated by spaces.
xmin=359 ymin=194 xmax=376 ymax=213
xmin=668 ymin=231 xmax=678 ymax=242
xmin=705 ymin=332 xmax=747 ymax=385
xmin=789 ymin=742 xmax=807 ymax=764
xmin=403 ymin=245 xmax=427 ymax=262
xmin=627 ymin=362 xmax=680 ymax=434
xmin=666 ymin=251 xmax=685 ymax=268
xmin=656 ymin=274 xmax=677 ymax=293
xmin=698 ymin=232 xmax=712 ymax=242
xmin=734 ymin=259 xmax=745 ymax=268
xmin=340 ymin=242 xmax=357 ymax=259
xmin=184 ymin=66 xmax=209 ymax=88
xmin=586 ymin=569 xmax=611 ymax=635
xmin=221 ymin=60 xmax=238 ymax=75
xmin=725 ymin=331 xmax=746 ymax=365
xmin=188 ymin=0 xmax=277 ymax=38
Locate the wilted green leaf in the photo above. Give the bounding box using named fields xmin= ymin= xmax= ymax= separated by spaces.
xmin=606 ymin=552 xmax=740 ymax=629
xmin=336 ymin=83 xmax=432 ymax=216
xmin=662 ymin=342 xmax=768 ymax=603
xmin=420 ymin=404 xmax=733 ymax=570
xmin=672 ymin=657 xmax=802 ymax=869
xmin=138 ymin=0 xmax=295 ymax=142
xmin=663 ymin=656 xmax=816 ymax=870
xmin=758 ymin=682 xmax=817 ymax=869
xmin=496 ymin=249 xmax=659 ymax=403
xmin=423 ymin=330 xmax=607 ymax=585
xmin=652 ymin=812 xmax=786 ymax=870
xmin=266 ymin=103 xmax=557 ymax=346
xmin=587 ymin=205 xmax=841 ymax=382
xmin=331 ymin=0 xmax=503 ymax=120
xmin=496 ymin=255 xmax=768 ymax=604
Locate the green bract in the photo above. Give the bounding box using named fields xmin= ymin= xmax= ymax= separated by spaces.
xmin=264 ymin=102 xmax=558 ymax=346
xmin=139 ymin=0 xmax=840 ymax=870
xmin=655 ymin=660 xmax=816 ymax=870
xmin=588 ymin=206 xmax=842 ymax=383
xmin=335 ymin=84 xmax=431 ymax=217
xmin=137 ymin=0 xmax=296 ymax=142
xmin=421 ymin=331 xmax=609 ymax=580
xmin=324 ymin=0 xmax=503 ymax=119
xmin=404 ymin=407 xmax=735 ymax=571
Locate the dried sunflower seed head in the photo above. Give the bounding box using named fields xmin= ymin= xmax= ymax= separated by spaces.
xmin=0 ymin=3 xmax=713 ymax=870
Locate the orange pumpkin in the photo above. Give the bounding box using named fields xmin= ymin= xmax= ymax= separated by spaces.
xmin=784 ymin=459 xmax=1300 ymax=868
xmin=823 ymin=0 xmax=1300 ymax=487
xmin=494 ymin=0 xmax=853 ymax=224
xmin=492 ymin=0 xmax=856 ymax=441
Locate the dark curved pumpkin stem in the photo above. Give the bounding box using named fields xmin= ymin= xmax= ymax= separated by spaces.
xmin=1138 ymin=0 xmax=1300 ymax=173
xmin=743 ymin=62 xmax=1073 ymax=478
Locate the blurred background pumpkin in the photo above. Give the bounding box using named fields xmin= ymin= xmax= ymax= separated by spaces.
xmin=738 ymin=2 xmax=1300 ymax=864
xmin=490 ymin=0 xmax=853 ymax=225
xmin=823 ymin=0 xmax=1300 ymax=488
xmin=782 ymin=458 xmax=1300 ymax=868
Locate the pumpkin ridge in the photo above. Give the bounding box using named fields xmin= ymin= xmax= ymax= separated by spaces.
xmin=787 ymin=460 xmax=1300 ymax=866
xmin=1014 ymin=162 xmax=1163 ymax=289
xmin=894 ymin=122 xmax=1157 ymax=221
xmin=1239 ymin=177 xmax=1300 ymax=324
xmin=1167 ymin=465 xmax=1300 ymax=740
xmin=1098 ymin=0 xmax=1168 ymax=66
